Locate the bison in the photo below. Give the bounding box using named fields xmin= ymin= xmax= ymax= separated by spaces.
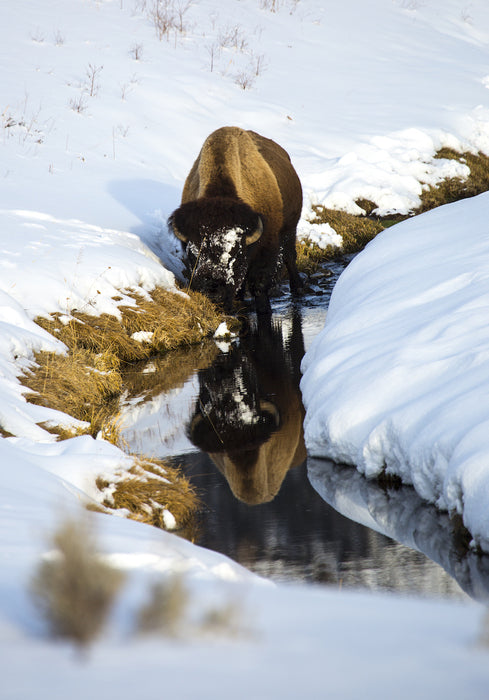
xmin=168 ymin=126 xmax=303 ymax=314
xmin=188 ymin=313 xmax=306 ymax=505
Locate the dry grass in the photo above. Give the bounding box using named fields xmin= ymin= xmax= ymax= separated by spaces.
xmin=96 ymin=457 xmax=201 ymax=538
xmin=22 ymin=348 xmax=123 ymax=437
xmin=30 ymin=517 xmax=125 ymax=648
xmin=417 ymin=149 xmax=489 ymax=214
xmin=20 ymin=285 xmax=223 ymax=438
xmin=137 ymin=575 xmax=189 ymax=636
xmin=18 ymin=285 xmax=222 ymax=536
xmin=299 ymin=150 xmax=489 ymax=268
xmin=296 ymin=206 xmax=384 ymax=274
xmin=35 ymin=286 xmax=223 ymax=363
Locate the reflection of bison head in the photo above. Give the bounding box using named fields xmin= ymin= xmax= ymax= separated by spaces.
xmin=188 ymin=315 xmax=306 ymax=505
xmin=168 ymin=126 xmax=303 ymax=314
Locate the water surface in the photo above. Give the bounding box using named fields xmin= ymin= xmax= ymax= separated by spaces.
xmin=121 ymin=263 xmax=489 ymax=603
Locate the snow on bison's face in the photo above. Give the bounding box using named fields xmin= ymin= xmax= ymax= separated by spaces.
xmin=168 ymin=198 xmax=263 ymax=312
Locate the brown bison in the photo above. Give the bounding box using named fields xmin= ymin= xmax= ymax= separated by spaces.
xmin=168 ymin=126 xmax=303 ymax=314
xmin=188 ymin=313 xmax=306 ymax=505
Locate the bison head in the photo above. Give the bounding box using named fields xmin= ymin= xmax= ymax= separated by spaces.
xmin=168 ymin=197 xmax=263 ymax=311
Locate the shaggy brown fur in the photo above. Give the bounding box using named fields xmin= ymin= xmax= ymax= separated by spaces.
xmin=169 ymin=126 xmax=303 ymax=314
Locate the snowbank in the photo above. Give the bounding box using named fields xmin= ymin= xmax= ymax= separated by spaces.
xmin=302 ymin=192 xmax=489 ymax=552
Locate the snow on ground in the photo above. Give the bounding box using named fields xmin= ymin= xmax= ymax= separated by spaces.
xmin=302 ymin=192 xmax=489 ymax=554
xmin=2 ymin=0 xmax=489 ymax=695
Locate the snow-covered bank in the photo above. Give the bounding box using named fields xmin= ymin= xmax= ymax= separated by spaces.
xmin=302 ymin=192 xmax=489 ymax=552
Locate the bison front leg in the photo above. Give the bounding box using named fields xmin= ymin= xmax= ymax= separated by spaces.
xmin=247 ymin=268 xmax=273 ymax=315
xmin=282 ymin=225 xmax=303 ymax=295
xmin=254 ymin=290 xmax=272 ymax=315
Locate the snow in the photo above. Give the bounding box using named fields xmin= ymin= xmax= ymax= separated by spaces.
xmin=297 ymin=220 xmax=343 ymax=250
xmin=213 ymin=321 xmax=237 ymax=339
xmin=1 ymin=0 xmax=489 ymax=695
xmin=218 ymin=227 xmax=242 ymax=283
xmin=301 ymin=193 xmax=489 ymax=554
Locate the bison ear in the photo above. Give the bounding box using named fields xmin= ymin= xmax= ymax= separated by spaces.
xmin=168 ymin=213 xmax=188 ymax=243
xmin=245 ymin=215 xmax=263 ymax=246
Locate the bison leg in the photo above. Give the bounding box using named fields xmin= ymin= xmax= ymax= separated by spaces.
xmin=254 ymin=291 xmax=272 ymax=315
xmin=282 ymin=225 xmax=303 ymax=295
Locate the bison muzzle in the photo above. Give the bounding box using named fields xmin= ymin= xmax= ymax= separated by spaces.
xmin=168 ymin=126 xmax=303 ymax=314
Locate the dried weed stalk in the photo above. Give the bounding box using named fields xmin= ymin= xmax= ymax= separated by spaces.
xmin=30 ymin=517 xmax=125 ymax=648
xmin=137 ymin=575 xmax=189 ymax=636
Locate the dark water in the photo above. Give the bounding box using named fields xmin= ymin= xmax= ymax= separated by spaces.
xmin=122 ymin=262 xmax=489 ymax=603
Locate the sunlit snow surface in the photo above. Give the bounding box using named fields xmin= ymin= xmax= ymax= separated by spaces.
xmin=2 ymin=0 xmax=489 ymax=696
xmin=301 ymin=194 xmax=489 ymax=553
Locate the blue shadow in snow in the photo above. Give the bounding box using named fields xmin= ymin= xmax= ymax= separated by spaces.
xmin=108 ymin=178 xmax=185 ymax=279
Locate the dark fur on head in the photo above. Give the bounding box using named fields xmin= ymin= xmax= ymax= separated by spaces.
xmin=168 ymin=196 xmax=262 ymax=245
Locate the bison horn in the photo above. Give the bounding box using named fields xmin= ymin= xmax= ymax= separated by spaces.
xmin=168 ymin=215 xmax=188 ymax=243
xmin=245 ymin=216 xmax=263 ymax=246
xmin=259 ymin=400 xmax=280 ymax=428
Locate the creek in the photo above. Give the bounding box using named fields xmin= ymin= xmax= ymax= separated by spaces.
xmin=120 ymin=260 xmax=489 ymax=604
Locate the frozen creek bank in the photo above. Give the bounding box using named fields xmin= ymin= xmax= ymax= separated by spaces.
xmin=301 ymin=192 xmax=489 ymax=554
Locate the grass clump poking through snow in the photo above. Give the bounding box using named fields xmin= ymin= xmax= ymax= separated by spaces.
xmin=297 ymin=150 xmax=489 ymax=273
xmin=137 ymin=575 xmax=189 ymax=637
xmin=296 ymin=205 xmax=383 ymax=275
xmin=417 ymin=149 xmax=489 ymax=214
xmin=30 ymin=517 xmax=125 ymax=649
xmin=21 ymin=286 xmax=223 ymax=438
xmin=96 ymin=457 xmax=201 ymax=538
xmin=35 ymin=286 xmax=224 ymax=363
xmin=22 ymin=348 xmax=123 ymax=438
xmin=308 ymin=205 xmax=385 ymax=254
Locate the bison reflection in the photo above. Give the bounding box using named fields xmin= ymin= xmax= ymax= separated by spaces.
xmin=188 ymin=315 xmax=306 ymax=505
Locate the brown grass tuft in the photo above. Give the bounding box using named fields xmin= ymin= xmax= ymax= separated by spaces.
xmin=96 ymin=457 xmax=201 ymax=537
xmin=30 ymin=517 xmax=125 ymax=648
xmin=18 ymin=285 xmax=217 ymax=539
xmin=21 ymin=348 xmax=122 ymax=437
xmin=137 ymin=575 xmax=189 ymax=636
xmin=309 ymin=206 xmax=385 ymax=253
xmin=20 ymin=285 xmax=224 ymax=438
xmin=34 ymin=286 xmax=223 ymax=364
xmin=296 ymin=205 xmax=384 ymax=273
xmin=417 ymin=149 xmax=489 ymax=214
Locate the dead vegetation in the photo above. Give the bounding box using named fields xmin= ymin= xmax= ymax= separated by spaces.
xmin=417 ymin=149 xmax=489 ymax=213
xmin=300 ymin=149 xmax=489 ymax=270
xmin=35 ymin=286 xmax=223 ymax=364
xmin=21 ymin=286 xmax=223 ymax=438
xmin=19 ymin=285 xmax=225 ymax=535
xmin=30 ymin=517 xmax=125 ymax=649
xmin=96 ymin=457 xmax=201 ymax=537
xmin=137 ymin=575 xmax=190 ymax=636
xmin=30 ymin=515 xmax=248 ymax=647
xmin=296 ymin=206 xmax=384 ymax=275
